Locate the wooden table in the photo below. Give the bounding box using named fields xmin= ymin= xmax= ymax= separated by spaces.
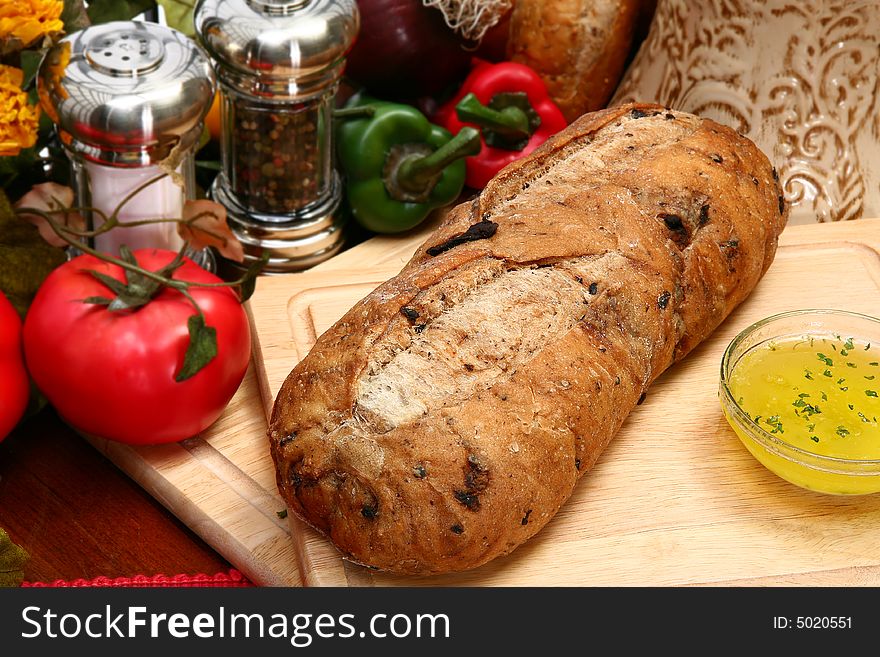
xmin=0 ymin=406 xmax=234 ymax=585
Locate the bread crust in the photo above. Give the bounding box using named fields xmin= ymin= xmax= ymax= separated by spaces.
xmin=507 ymin=0 xmax=643 ymax=122
xmin=268 ymin=103 xmax=788 ymax=575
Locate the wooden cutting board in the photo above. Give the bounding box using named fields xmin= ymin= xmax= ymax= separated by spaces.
xmin=249 ymin=217 xmax=880 ymax=586
xmin=90 ymin=217 xmax=880 ymax=587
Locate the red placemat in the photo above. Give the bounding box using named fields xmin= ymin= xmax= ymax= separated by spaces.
xmin=21 ymin=569 xmax=254 ymax=587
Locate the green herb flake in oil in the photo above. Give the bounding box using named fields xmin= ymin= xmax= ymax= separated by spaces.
xmin=728 ymin=334 xmax=880 ymax=462
xmin=764 ymin=415 xmax=784 ymax=434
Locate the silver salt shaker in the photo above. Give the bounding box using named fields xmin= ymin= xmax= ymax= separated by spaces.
xmin=37 ymin=21 xmax=216 ymax=261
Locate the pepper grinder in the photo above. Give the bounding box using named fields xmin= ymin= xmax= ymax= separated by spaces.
xmin=194 ymin=0 xmax=359 ymax=273
xmin=37 ymin=21 xmax=216 ymax=262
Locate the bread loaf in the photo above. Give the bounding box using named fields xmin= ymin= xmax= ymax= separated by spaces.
xmin=268 ymin=103 xmax=788 ymax=575
xmin=507 ymin=0 xmax=647 ymax=122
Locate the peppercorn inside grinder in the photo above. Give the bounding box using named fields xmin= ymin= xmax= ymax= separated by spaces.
xmin=194 ymin=0 xmax=359 ymax=273
xmin=37 ymin=21 xmax=217 ymax=262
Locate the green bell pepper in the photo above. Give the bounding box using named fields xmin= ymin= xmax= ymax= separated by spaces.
xmin=336 ymin=95 xmax=481 ymax=234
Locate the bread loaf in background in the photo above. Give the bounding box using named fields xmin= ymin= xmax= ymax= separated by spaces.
xmin=268 ymin=103 xmax=788 ymax=575
xmin=507 ymin=0 xmax=654 ymax=122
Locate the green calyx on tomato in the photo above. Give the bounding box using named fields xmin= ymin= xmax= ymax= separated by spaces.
xmin=14 ymin=186 xmax=265 ymax=383
xmin=23 ymin=249 xmax=253 ymax=445
xmin=0 ymin=291 xmax=29 ymax=442
xmin=83 ymin=246 xmax=221 ymax=382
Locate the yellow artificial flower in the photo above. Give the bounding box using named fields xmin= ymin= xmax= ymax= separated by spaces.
xmin=0 ymin=65 xmax=40 ymax=156
xmin=0 ymin=0 xmax=64 ymax=48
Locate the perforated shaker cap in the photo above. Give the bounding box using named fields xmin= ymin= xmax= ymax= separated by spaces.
xmin=38 ymin=21 xmax=216 ymax=165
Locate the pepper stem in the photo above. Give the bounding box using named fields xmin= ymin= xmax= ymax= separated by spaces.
xmin=395 ymin=127 xmax=481 ymax=195
xmin=455 ymin=93 xmax=531 ymax=140
xmin=332 ymin=105 xmax=376 ymax=120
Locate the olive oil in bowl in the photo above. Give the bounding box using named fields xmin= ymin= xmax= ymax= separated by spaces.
xmin=720 ymin=310 xmax=880 ymax=495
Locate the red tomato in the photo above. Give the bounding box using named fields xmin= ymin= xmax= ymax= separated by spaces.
xmin=22 ymin=250 xmax=251 ymax=445
xmin=0 ymin=291 xmax=29 ymax=441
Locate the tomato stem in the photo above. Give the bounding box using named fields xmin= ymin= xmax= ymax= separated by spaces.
xmin=14 ymin=206 xmax=260 ymax=292
xmin=13 ymin=181 xmax=263 ymax=383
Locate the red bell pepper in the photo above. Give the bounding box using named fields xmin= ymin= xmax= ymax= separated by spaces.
xmin=434 ymin=59 xmax=568 ymax=189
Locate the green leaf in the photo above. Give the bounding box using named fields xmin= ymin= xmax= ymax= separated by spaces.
xmin=83 ymin=296 xmax=114 ymax=305
xmin=87 ymin=269 xmax=128 ymax=297
xmin=86 ymin=0 xmax=157 ymax=24
xmin=0 ymin=528 xmax=29 ymax=588
xmin=62 ymin=0 xmax=91 ymax=32
xmin=86 ymin=250 xmax=185 ymax=312
xmin=96 ymin=272 xmax=156 ymax=311
xmin=118 ymin=244 xmax=138 ymax=267
xmin=120 ymin=248 xmax=177 ymax=307
xmin=157 ymin=0 xmax=196 ymax=37
xmin=237 ymin=253 xmax=269 ymax=303
xmin=20 ymin=50 xmax=44 ymax=91
xmin=108 ymin=286 xmax=160 ymax=311
xmin=176 ymin=314 xmax=218 ymax=382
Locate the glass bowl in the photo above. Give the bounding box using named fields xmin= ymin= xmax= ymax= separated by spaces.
xmin=719 ymin=309 xmax=880 ymax=495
